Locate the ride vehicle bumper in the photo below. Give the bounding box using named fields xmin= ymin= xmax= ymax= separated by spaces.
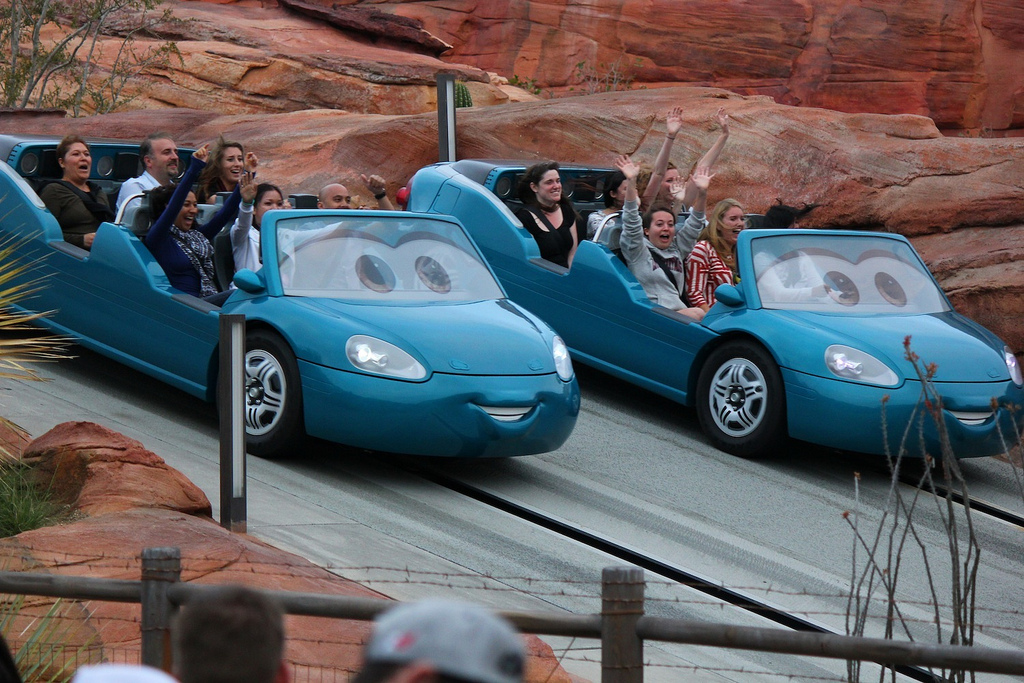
xmin=782 ymin=369 xmax=1023 ymax=458
xmin=298 ymin=362 xmax=581 ymax=457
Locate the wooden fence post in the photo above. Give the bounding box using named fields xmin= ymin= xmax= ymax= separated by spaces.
xmin=602 ymin=566 xmax=644 ymax=683
xmin=140 ymin=547 xmax=181 ymax=672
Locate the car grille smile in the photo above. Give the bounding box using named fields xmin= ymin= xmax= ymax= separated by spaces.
xmin=479 ymin=405 xmax=534 ymax=422
xmin=949 ymin=410 xmax=993 ymax=426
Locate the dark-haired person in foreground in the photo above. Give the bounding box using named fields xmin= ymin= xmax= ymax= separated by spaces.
xmin=173 ymin=585 xmax=288 ymax=683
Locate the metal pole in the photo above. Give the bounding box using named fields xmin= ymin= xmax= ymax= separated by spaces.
xmin=218 ymin=314 xmax=247 ymax=532
xmin=437 ymin=73 xmax=456 ymax=162
xmin=140 ymin=547 xmax=181 ymax=672
xmin=602 ymin=566 xmax=644 ymax=683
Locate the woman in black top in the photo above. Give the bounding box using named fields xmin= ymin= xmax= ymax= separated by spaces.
xmin=514 ymin=161 xmax=582 ymax=268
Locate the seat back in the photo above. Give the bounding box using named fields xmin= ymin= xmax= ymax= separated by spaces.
xmin=120 ymin=193 xmax=153 ymax=237
xmin=213 ymin=225 xmax=236 ymax=292
xmin=592 ymin=211 xmax=622 ymax=250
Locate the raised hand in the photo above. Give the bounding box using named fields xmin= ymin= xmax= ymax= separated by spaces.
xmin=668 ymin=178 xmax=687 ymax=201
xmin=666 ymin=106 xmax=685 ymax=137
xmin=192 ymin=143 xmax=210 ymax=163
xmin=244 ymin=152 xmax=259 ymax=173
xmin=361 ymin=173 xmax=387 ymax=196
xmin=614 ymin=154 xmax=640 ymax=180
xmin=690 ymin=165 xmax=715 ymax=192
xmin=240 ymin=170 xmax=257 ymax=204
xmin=715 ymin=107 xmax=730 ymax=134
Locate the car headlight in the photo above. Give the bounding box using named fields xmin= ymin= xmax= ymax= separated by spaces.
xmin=1005 ymin=346 xmax=1023 ymax=386
xmin=553 ymin=336 xmax=573 ymax=381
xmin=824 ymin=345 xmax=899 ymax=387
xmin=346 ymin=335 xmax=426 ymax=380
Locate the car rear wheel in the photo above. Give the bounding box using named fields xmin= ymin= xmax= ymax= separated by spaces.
xmin=696 ymin=340 xmax=786 ymax=458
xmin=242 ymin=329 xmax=305 ymax=457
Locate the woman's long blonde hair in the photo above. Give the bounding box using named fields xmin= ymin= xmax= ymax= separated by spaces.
xmin=699 ymin=197 xmax=744 ymax=258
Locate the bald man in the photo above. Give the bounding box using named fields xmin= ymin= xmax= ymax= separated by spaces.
xmin=318 ymin=183 xmax=352 ymax=209
xmin=319 ymin=174 xmax=395 ymax=210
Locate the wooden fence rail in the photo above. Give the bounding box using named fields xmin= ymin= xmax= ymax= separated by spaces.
xmin=1 ymin=548 xmax=1023 ymax=682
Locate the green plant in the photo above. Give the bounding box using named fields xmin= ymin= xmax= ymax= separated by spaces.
xmin=454 ymin=80 xmax=472 ymax=108
xmin=1 ymin=594 xmax=100 ymax=682
xmin=0 ymin=460 xmax=69 ymax=537
xmin=507 ymin=74 xmax=541 ymax=95
xmin=0 ymin=235 xmax=69 ymax=383
xmin=0 ymin=0 xmax=182 ymax=115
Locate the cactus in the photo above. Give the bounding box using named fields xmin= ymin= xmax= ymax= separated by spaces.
xmin=454 ymin=81 xmax=473 ymax=108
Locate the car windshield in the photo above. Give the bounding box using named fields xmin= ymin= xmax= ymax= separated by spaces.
xmin=274 ymin=215 xmax=505 ymax=302
xmin=750 ymin=234 xmax=950 ymax=314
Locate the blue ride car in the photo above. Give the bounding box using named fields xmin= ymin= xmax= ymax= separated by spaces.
xmin=0 ymin=148 xmax=580 ymax=459
xmin=404 ymin=160 xmax=1024 ymax=458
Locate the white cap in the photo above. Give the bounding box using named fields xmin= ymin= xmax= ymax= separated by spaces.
xmin=364 ymin=599 xmax=525 ymax=683
xmin=71 ymin=665 xmax=178 ymax=683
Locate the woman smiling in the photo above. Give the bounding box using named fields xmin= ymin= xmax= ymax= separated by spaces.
xmin=145 ymin=144 xmax=242 ymax=301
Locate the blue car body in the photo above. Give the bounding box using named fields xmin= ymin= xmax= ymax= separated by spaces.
xmin=405 ymin=160 xmax=1024 ymax=458
xmin=0 ymin=151 xmax=579 ymax=459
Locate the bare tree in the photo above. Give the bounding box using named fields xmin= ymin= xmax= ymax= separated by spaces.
xmin=0 ymin=0 xmax=180 ymax=115
xmin=845 ymin=339 xmax=982 ymax=683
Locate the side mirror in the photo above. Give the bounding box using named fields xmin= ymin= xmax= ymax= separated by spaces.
xmin=714 ymin=283 xmax=744 ymax=307
xmin=233 ymin=269 xmax=265 ymax=294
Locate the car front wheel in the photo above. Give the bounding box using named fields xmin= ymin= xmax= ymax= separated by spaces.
xmin=696 ymin=340 xmax=786 ymax=458
xmin=242 ymin=329 xmax=305 ymax=457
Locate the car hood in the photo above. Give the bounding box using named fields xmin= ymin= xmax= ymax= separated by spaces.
xmin=753 ymin=310 xmax=1011 ymax=383
xmin=292 ymin=297 xmax=557 ymax=376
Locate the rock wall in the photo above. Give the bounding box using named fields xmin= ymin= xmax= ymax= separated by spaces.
xmin=343 ymin=0 xmax=1024 ymax=133
xmin=53 ymin=0 xmax=1024 ymax=132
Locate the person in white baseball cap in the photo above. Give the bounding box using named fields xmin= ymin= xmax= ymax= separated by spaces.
xmin=353 ymin=599 xmax=525 ymax=683
xmin=71 ymin=665 xmax=177 ymax=683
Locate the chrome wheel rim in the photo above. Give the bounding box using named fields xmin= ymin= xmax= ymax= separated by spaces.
xmin=244 ymin=348 xmax=287 ymax=436
xmin=708 ymin=357 xmax=767 ymax=438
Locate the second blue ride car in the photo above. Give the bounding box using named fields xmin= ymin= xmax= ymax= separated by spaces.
xmin=404 ymin=160 xmax=1024 ymax=459
xmin=0 ymin=149 xmax=580 ymax=459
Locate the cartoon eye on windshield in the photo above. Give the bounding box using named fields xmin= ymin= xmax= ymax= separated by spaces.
xmin=415 ymin=256 xmax=452 ymax=294
xmin=875 ymin=271 xmax=907 ymax=306
xmin=824 ymin=271 xmax=859 ymax=306
xmin=356 ymin=254 xmax=395 ymax=293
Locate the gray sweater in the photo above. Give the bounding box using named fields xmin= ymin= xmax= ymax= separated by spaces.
xmin=619 ymin=198 xmax=704 ymax=309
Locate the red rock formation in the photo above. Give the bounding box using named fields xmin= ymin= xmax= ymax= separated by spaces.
xmin=20 ymin=421 xmax=212 ymax=517
xmin=350 ymin=0 xmax=1024 ymax=134
xmin=1 ymin=422 xmax=577 ymax=682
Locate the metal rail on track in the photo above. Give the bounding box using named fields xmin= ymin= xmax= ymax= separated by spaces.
xmin=417 ymin=467 xmax=942 ymax=683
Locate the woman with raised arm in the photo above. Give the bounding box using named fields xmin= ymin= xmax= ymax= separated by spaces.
xmin=513 ymin=161 xmax=583 ymax=268
xmin=642 ymin=107 xmax=730 ymax=210
xmin=617 ymin=154 xmax=709 ymax=321
xmin=195 ymin=137 xmax=246 ymax=204
xmin=145 ymin=144 xmax=242 ymax=301
xmin=231 ymin=167 xmax=287 ymax=275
